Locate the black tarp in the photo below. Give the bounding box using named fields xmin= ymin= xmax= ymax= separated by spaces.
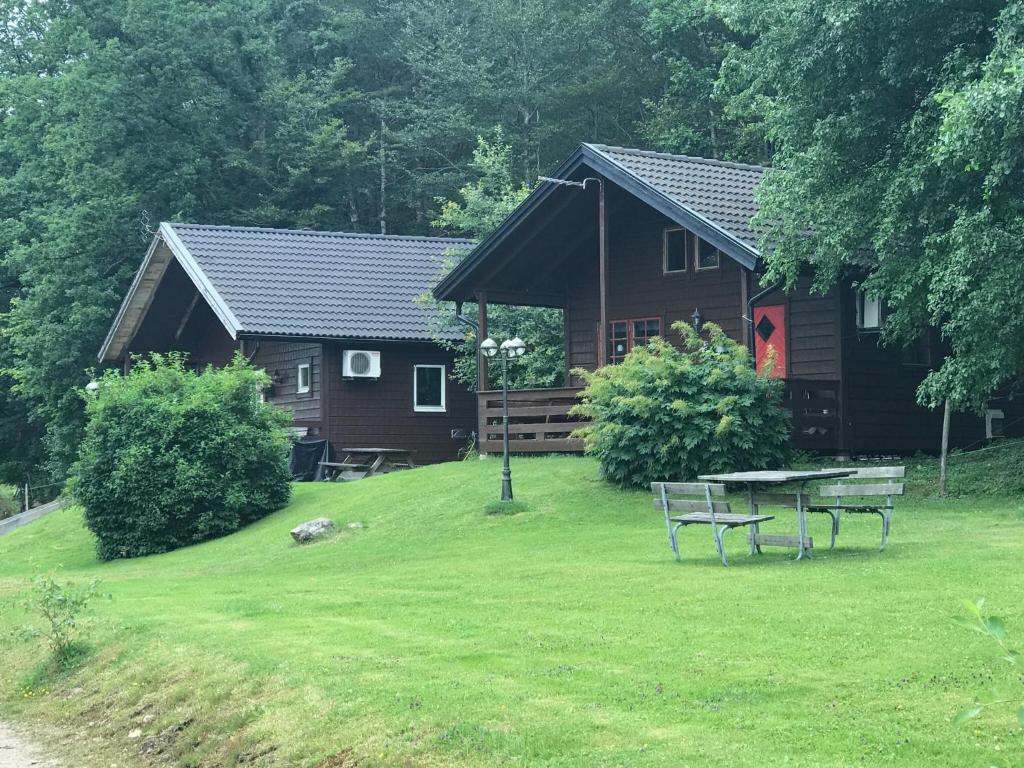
xmin=289 ymin=439 xmax=331 ymax=481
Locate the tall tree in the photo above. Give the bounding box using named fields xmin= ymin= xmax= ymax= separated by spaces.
xmin=430 ymin=134 xmax=565 ymax=390
xmin=720 ymin=0 xmax=1021 ymax=411
xmin=0 ymin=0 xmax=367 ymax=477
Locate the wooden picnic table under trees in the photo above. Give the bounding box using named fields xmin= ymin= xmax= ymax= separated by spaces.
xmin=320 ymin=448 xmax=416 ymax=481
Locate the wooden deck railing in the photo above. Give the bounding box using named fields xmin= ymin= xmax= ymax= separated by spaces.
xmin=784 ymin=379 xmax=842 ymax=452
xmin=477 ymin=387 xmax=586 ymax=454
xmin=478 ymin=379 xmax=842 ymax=455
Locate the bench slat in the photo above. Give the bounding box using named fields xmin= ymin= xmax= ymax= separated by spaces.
xmin=820 ymin=465 xmax=905 ymax=479
xmin=669 ymin=513 xmax=775 ymax=525
xmin=749 ymin=533 xmax=814 ymax=548
xmin=654 ymin=499 xmax=732 ymax=514
xmin=818 ymin=482 xmax=904 ymax=497
xmin=651 ymin=482 xmax=725 ymax=496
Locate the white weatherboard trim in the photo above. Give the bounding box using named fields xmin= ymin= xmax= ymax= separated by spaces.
xmin=413 ymin=364 xmax=446 ymax=412
xmin=97 ymin=233 xmax=165 ymax=361
xmin=159 ymin=223 xmax=243 ymax=337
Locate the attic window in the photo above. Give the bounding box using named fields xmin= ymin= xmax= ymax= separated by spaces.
xmin=297 ymin=363 xmax=311 ymax=394
xmin=695 ymin=238 xmax=721 ymax=271
xmin=663 ymin=228 xmax=687 ymax=273
xmin=856 ymin=292 xmax=883 ymax=331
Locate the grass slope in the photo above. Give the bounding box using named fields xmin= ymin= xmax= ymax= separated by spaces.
xmin=1 ymin=455 xmax=1023 ymax=767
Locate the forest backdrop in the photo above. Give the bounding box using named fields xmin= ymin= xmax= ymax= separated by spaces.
xmin=2 ymin=0 xmax=1023 ymax=486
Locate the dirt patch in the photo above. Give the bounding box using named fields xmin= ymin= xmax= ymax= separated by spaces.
xmin=0 ymin=721 xmax=61 ymax=768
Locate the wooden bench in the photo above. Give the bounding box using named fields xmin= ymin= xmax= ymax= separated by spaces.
xmin=652 ymin=482 xmax=774 ymax=567
xmin=747 ymin=492 xmax=814 ymax=552
xmin=807 ymin=466 xmax=905 ymax=550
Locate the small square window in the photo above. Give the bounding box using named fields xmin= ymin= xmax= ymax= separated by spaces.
xmin=696 ymin=238 xmax=721 ymax=271
xmin=856 ymin=292 xmax=883 ymax=330
xmin=296 ymin=363 xmax=311 ymax=394
xmin=663 ymin=228 xmax=688 ymax=273
xmin=414 ymin=365 xmax=445 ymax=412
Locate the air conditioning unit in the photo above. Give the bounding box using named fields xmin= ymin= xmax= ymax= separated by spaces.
xmin=343 ymin=350 xmax=381 ymax=379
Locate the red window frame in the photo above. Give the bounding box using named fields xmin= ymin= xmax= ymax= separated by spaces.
xmin=608 ymin=317 xmax=662 ymax=364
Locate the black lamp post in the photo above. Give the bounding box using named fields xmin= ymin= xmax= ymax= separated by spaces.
xmin=480 ymin=335 xmax=526 ymax=501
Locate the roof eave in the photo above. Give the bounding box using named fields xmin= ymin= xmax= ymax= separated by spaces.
xmin=97 ymin=233 xmax=163 ymax=362
xmin=432 ymin=144 xmax=761 ymax=303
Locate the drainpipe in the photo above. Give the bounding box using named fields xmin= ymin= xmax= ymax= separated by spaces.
xmin=746 ymin=278 xmax=784 ymax=362
xmin=454 ymin=301 xmax=480 ymax=391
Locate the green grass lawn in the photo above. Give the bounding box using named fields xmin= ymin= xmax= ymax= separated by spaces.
xmin=1 ymin=455 xmax=1023 ymax=767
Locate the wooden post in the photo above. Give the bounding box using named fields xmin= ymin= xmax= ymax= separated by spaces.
xmin=23 ymin=482 xmax=29 ymax=513
xmin=939 ymin=398 xmax=951 ymax=497
xmin=477 ymin=292 xmax=489 ymax=391
xmin=597 ymin=179 xmax=608 ymax=367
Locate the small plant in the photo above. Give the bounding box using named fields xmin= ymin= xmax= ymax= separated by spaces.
xmin=21 ymin=575 xmax=101 ymax=661
xmin=483 ymin=500 xmax=527 ymax=516
xmin=572 ymin=321 xmax=791 ymax=488
xmin=953 ymin=599 xmax=1023 ymax=727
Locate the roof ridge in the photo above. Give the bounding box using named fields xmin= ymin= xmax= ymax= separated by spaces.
xmin=165 ymin=222 xmax=475 ymax=244
xmin=584 ymin=143 xmax=768 ymax=173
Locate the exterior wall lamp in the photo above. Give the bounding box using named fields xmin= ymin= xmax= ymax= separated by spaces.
xmin=480 ymin=336 xmax=526 ymax=501
xmin=692 ymin=307 xmax=703 ymax=332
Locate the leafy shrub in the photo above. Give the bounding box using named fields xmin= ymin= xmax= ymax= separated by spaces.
xmin=0 ymin=483 xmax=19 ymax=519
xmin=572 ymin=321 xmax=791 ymax=488
xmin=73 ymin=354 xmax=292 ymax=559
xmin=21 ymin=575 xmax=101 ymax=660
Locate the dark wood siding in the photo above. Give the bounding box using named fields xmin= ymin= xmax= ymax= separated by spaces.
xmin=251 ymin=341 xmax=322 ymax=426
xmin=564 ymin=194 xmax=747 ymax=374
xmin=839 ymin=286 xmax=1024 ymax=453
xmin=323 ymin=341 xmax=477 ymax=464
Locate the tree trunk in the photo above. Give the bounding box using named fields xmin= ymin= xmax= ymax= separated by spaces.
xmin=939 ymin=398 xmax=952 ymax=497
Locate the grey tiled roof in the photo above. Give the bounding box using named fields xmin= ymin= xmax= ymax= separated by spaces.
xmin=585 ymin=144 xmax=766 ymax=251
xmin=169 ymin=223 xmax=474 ymax=341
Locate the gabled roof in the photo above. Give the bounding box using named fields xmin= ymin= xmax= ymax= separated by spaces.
xmin=433 ymin=143 xmax=767 ymax=302
xmin=99 ymin=223 xmax=474 ymax=361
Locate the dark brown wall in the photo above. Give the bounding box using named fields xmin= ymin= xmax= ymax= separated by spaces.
xmin=563 ymin=193 xmax=842 ymax=380
xmin=251 ymin=340 xmax=322 ymax=427
xmin=837 ymin=289 xmax=1024 ymax=453
xmin=322 ymin=340 xmax=477 ymax=464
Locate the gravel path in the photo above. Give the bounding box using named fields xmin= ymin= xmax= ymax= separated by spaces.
xmin=0 ymin=722 xmax=60 ymax=767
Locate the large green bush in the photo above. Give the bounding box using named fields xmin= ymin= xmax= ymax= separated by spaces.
xmin=572 ymin=322 xmax=791 ymax=488
xmin=74 ymin=354 xmax=292 ymax=560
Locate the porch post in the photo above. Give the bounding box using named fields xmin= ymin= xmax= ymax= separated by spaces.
xmin=477 ymin=291 xmax=489 ymax=391
xmin=597 ymin=179 xmax=608 ymax=367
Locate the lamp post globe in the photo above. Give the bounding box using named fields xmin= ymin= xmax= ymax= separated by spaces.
xmin=480 ymin=337 xmax=498 ymax=358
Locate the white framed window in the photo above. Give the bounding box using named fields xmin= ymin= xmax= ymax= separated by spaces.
xmin=414 ymin=364 xmax=446 ymax=412
xmin=856 ymin=292 xmax=883 ymax=331
xmin=663 ymin=228 xmax=688 ymax=273
xmin=296 ymin=363 xmax=311 ymax=394
xmin=695 ymin=237 xmax=721 ymax=271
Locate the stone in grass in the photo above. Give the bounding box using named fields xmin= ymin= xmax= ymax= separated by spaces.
xmin=346 ymin=521 xmax=365 ymax=529
xmin=290 ymin=518 xmax=336 ymax=543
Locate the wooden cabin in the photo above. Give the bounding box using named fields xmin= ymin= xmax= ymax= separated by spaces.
xmin=433 ymin=144 xmax=1021 ymax=457
xmin=99 ymin=223 xmax=477 ymax=464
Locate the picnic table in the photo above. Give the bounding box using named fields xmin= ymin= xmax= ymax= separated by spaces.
xmin=319 ymin=447 xmax=416 ymax=481
xmin=697 ymin=469 xmax=855 ymax=559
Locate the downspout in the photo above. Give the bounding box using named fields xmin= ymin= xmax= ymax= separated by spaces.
xmin=454 ymin=301 xmax=480 ymax=391
xmin=746 ymin=278 xmax=784 ymax=362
